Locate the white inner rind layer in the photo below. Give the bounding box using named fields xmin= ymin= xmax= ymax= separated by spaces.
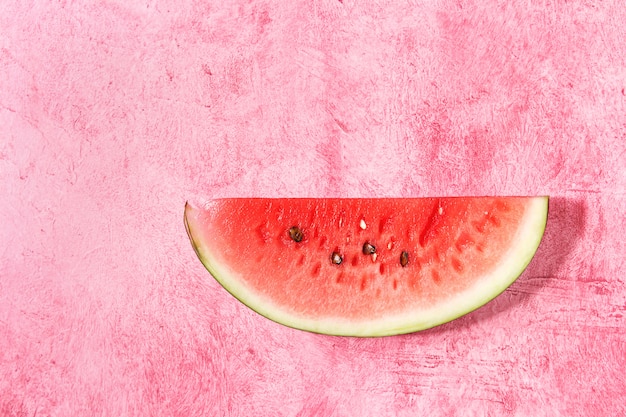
xmin=184 ymin=197 xmax=549 ymax=337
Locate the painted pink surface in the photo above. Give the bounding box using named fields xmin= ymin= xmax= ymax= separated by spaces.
xmin=1 ymin=1 xmax=624 ymax=415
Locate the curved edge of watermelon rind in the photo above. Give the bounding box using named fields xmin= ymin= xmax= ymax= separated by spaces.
xmin=184 ymin=197 xmax=549 ymax=337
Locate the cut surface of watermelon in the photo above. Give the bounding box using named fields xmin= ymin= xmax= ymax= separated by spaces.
xmin=184 ymin=197 xmax=548 ymax=336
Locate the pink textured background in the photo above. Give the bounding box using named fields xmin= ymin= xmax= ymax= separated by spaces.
xmin=1 ymin=1 xmax=625 ymax=416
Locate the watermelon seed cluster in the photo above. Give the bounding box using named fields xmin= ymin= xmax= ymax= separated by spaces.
xmin=287 ymin=226 xmax=410 ymax=268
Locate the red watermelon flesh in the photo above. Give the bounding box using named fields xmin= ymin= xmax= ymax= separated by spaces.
xmin=184 ymin=197 xmax=548 ymax=336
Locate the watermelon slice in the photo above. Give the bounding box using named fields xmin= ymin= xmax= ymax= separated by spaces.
xmin=184 ymin=197 xmax=548 ymax=336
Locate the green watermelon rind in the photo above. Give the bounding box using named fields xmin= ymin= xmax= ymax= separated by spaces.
xmin=184 ymin=197 xmax=549 ymax=337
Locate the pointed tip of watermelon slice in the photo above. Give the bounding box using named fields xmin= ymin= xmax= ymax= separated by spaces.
xmin=184 ymin=197 xmax=549 ymax=337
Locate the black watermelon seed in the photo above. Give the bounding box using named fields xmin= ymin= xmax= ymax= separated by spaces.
xmin=400 ymin=251 xmax=409 ymax=267
xmin=331 ymin=252 xmax=343 ymax=265
xmin=289 ymin=226 xmax=303 ymax=242
xmin=362 ymin=242 xmax=376 ymax=255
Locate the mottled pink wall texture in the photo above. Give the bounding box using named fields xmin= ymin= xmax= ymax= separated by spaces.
xmin=1 ymin=1 xmax=625 ymax=416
